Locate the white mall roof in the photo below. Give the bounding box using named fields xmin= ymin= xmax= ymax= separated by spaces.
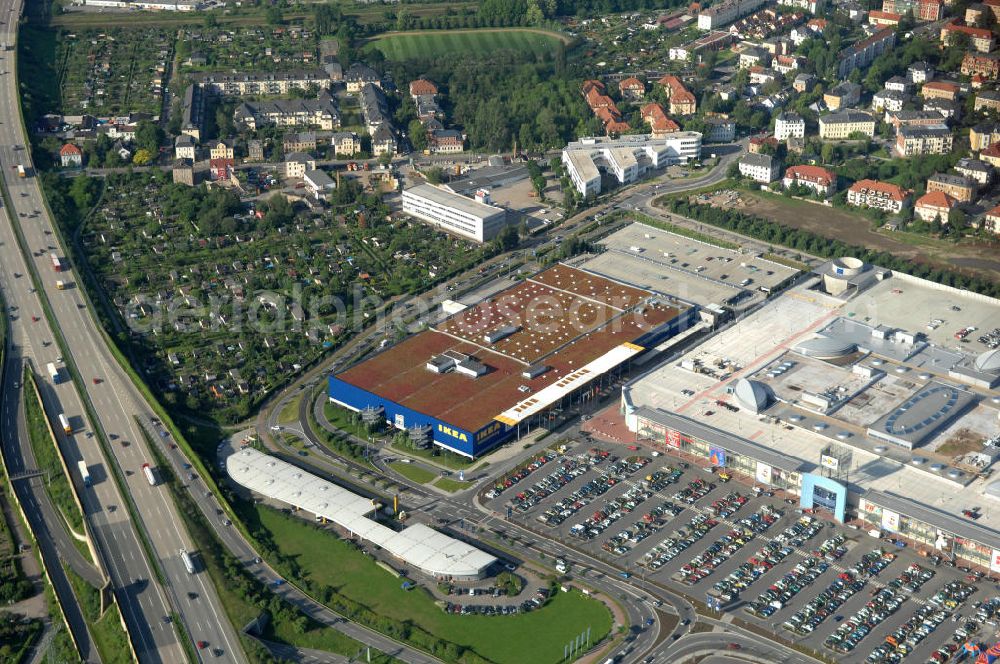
xmin=227 ymin=448 xmax=496 ymax=577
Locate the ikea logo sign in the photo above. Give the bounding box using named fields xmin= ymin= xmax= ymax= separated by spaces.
xmin=437 ymin=424 xmax=468 ymax=442
xmin=476 ymin=422 xmax=502 ymax=441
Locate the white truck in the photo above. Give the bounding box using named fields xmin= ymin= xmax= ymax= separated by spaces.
xmin=58 ymin=413 xmax=71 ymax=435
xmin=78 ymin=461 xmax=91 ymax=488
xmin=179 ymin=548 xmax=196 ymax=574
xmin=142 ymin=463 xmax=157 ymax=487
xmin=16 ymin=164 xmax=25 ymax=178
xmin=47 ymin=362 xmax=60 ymax=384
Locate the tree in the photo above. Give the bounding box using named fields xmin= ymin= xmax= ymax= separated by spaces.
xmin=820 ymin=142 xmax=835 ymax=165
xmin=495 ymin=225 xmax=519 ymax=251
xmin=408 ymin=119 xmax=428 ymax=151
xmin=135 ymin=120 xmax=164 ymax=154
xmin=265 ymin=5 xmax=283 ymax=24
xmin=132 ymin=149 xmax=154 ymax=166
xmin=424 ymin=166 xmax=444 ymax=184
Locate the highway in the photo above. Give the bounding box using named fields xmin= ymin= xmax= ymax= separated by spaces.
xmin=0 ymin=1 xmax=244 ymax=661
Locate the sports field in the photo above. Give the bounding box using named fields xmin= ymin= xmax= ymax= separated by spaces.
xmin=366 ymin=28 xmax=566 ymax=60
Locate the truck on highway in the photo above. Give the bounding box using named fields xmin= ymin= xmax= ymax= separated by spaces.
xmin=50 ymin=254 xmax=63 ymax=272
xmin=58 ymin=413 xmax=71 ymax=435
xmin=142 ymin=463 xmax=157 ymax=487
xmin=179 ymin=548 xmax=196 ymax=574
xmin=16 ymin=164 xmax=25 ymax=178
xmin=78 ymin=461 xmax=91 ymax=487
xmin=56 ymin=280 xmax=66 ymax=290
xmin=47 ymin=362 xmax=60 ymax=384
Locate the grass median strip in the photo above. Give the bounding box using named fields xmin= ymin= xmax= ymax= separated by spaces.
xmin=389 ymin=461 xmax=436 ymax=484
xmin=433 ymin=477 xmax=474 ymax=493
xmin=21 ymin=370 xmax=89 ymax=556
xmin=63 ymin=565 xmax=132 ymax=664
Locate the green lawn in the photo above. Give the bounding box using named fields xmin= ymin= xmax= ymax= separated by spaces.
xmin=433 ymin=477 xmax=474 ymax=493
xmin=277 ymin=395 xmax=302 ymax=425
xmin=388 ymin=442 xmax=476 ymax=470
xmin=365 ymin=28 xmax=565 ymax=61
xmin=389 ymin=461 xmax=436 ymax=484
xmin=249 ymin=506 xmax=613 ymax=664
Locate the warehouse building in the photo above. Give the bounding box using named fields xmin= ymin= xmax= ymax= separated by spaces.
xmin=561 ymin=133 xmax=702 ymax=197
xmin=329 ymin=264 xmax=697 ymax=457
xmin=401 ymin=184 xmax=509 ymax=243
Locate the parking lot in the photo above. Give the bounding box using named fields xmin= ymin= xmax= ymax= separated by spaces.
xmin=483 ymin=439 xmax=1000 ymax=663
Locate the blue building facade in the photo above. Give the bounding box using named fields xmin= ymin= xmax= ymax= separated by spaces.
xmin=327 ymin=376 xmax=512 ymax=457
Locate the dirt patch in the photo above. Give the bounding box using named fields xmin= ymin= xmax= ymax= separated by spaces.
xmin=937 ymin=428 xmax=985 ymax=457
xmin=707 ymin=191 xmax=1000 ymax=282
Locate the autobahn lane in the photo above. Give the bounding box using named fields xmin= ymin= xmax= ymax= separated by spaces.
xmin=0 ymin=1 xmax=243 ymax=660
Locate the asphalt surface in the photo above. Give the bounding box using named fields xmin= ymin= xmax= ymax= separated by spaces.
xmin=0 ymin=3 xmax=244 ymax=661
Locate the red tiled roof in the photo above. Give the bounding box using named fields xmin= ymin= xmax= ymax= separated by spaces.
xmin=409 ymin=79 xmax=438 ymax=97
xmin=620 ymin=77 xmax=645 ymax=90
xmin=848 ymin=179 xmax=908 ymax=201
xmin=869 ymin=9 xmax=902 ymax=21
xmin=784 ymin=164 xmax=835 ymax=185
xmin=922 ymin=81 xmax=960 ymax=93
xmin=916 ymin=190 xmax=958 ymax=210
xmin=942 ymin=20 xmax=993 ymax=40
xmin=985 ymin=204 xmax=1000 ymax=219
xmin=641 ymin=103 xmax=681 ymax=133
xmin=60 ymin=143 xmax=82 ymax=156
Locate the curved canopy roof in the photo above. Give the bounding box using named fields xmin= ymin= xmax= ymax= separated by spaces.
xmin=793 ymin=335 xmax=857 ymax=359
xmin=975 ymin=349 xmax=1000 ymax=374
xmin=734 ymin=378 xmax=770 ymax=414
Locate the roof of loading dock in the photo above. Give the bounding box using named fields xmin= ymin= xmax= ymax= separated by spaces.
xmin=226 ymin=448 xmax=497 ymax=578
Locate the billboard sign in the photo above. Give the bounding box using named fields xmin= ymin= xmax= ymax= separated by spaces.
xmin=881 ymin=509 xmax=900 ymax=533
xmin=820 ymin=454 xmax=840 ymax=471
xmin=709 ymin=447 xmax=727 ymax=468
xmin=755 ymin=462 xmax=772 ymax=485
xmin=394 ymin=413 xmax=405 ymax=429
xmin=665 ymin=428 xmax=693 ymax=449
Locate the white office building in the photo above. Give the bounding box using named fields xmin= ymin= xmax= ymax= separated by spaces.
xmin=561 ymin=133 xmax=702 ymax=197
xmin=401 ymin=184 xmax=509 ymax=243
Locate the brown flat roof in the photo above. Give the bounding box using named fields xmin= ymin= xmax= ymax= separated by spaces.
xmin=336 ymin=265 xmax=683 ymax=431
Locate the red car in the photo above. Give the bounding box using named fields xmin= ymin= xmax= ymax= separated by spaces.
xmin=197 ymin=641 xmax=208 ymax=649
xmin=92 ymin=378 xmax=101 ymax=384
xmin=727 ymin=643 xmax=742 ymax=650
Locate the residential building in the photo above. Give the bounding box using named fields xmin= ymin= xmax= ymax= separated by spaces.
xmin=792 ymin=73 xmax=816 ymax=93
xmin=748 ymin=67 xmax=780 ymax=86
xmin=836 ymin=29 xmax=895 ymax=79
xmin=174 ymin=134 xmax=196 ymax=161
xmin=907 ymin=62 xmax=934 ymax=84
xmin=884 ymin=76 xmax=910 ymax=94
xmin=414 ymin=95 xmax=442 ymax=120
xmin=819 ymin=111 xmax=876 ymax=139
xmin=941 ymin=21 xmax=995 ymax=53
xmin=303 ymin=169 xmax=335 ymax=201
xmin=783 ymin=165 xmax=836 ymax=196
xmin=697 ymin=0 xmax=768 ymax=30
xmin=926 ymin=173 xmax=977 ymax=203
xmin=246 ymin=140 xmax=264 ymax=162
xmin=209 ymin=157 xmax=234 ymax=181
xmin=190 ymin=69 xmax=330 ymax=97
xmin=561 ymin=133 xmax=702 ymax=196
xmin=980 ymin=204 xmax=1000 ymax=234
xmin=641 ymin=103 xmax=681 ymax=137
xmin=345 ymin=63 xmax=380 ymax=93
xmin=234 ymin=92 xmax=340 ymax=131
xmin=882 ymin=0 xmax=941 ymax=18
xmin=967 ymin=3 xmax=989 ymax=25
xmin=180 ymin=83 xmax=203 ymax=141
xmin=371 ymin=125 xmax=397 ymax=157
xmin=778 ymin=0 xmax=825 ymax=13
xmin=285 ymin=152 xmax=316 ymax=179
xmin=872 ymin=89 xmax=908 ymax=113
xmin=962 ymin=52 xmax=1000 ymax=79
xmin=748 ymin=135 xmax=779 ymax=154
xmin=172 ymin=159 xmax=195 ymax=186
xmin=885 ymin=109 xmax=948 ymax=130
xmin=955 ymin=158 xmax=993 ymax=186
xmin=868 ymin=9 xmax=902 ymax=25
xmin=971 ymin=122 xmax=1000 ymax=150
xmin=619 ymin=77 xmax=646 ymax=100
xmin=847 ymin=179 xmax=910 ymax=213
xmin=921 ymin=81 xmax=960 ymax=101
xmin=986 ymin=0 xmax=1000 ymax=22
xmin=409 ymin=78 xmax=438 ymax=99
xmin=739 ymin=47 xmax=769 ymax=69
xmin=824 ymin=82 xmax=862 ymax=110
xmin=975 ymin=90 xmax=1000 ymax=111
xmin=209 ymin=140 xmax=234 ymax=161
xmin=738 ymin=153 xmax=781 ymax=183
xmin=773 ymin=54 xmax=804 ymax=75
xmin=923 ymin=97 xmax=961 ymax=121
xmin=59 ymin=143 xmax=82 ymax=168
xmin=330 ymin=132 xmax=362 ymax=157
xmin=283 ymin=131 xmax=317 ymax=154
xmin=774 ymin=112 xmax=805 ymax=140
xmin=669 ymin=46 xmax=692 ymax=61
xmin=980 ymin=142 xmax=1000 ymax=168
xmin=704 ymin=117 xmax=736 ymax=142
xmin=428 ymin=129 xmax=464 ymax=154
xmin=895 ymin=124 xmax=954 ymax=156
xmin=658 ymin=75 xmax=697 ymax=115
xmin=914 ymin=191 xmax=958 ymax=223
xmin=401 ymin=184 xmax=509 ymax=243
xmin=360 ymin=83 xmax=391 ymax=132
